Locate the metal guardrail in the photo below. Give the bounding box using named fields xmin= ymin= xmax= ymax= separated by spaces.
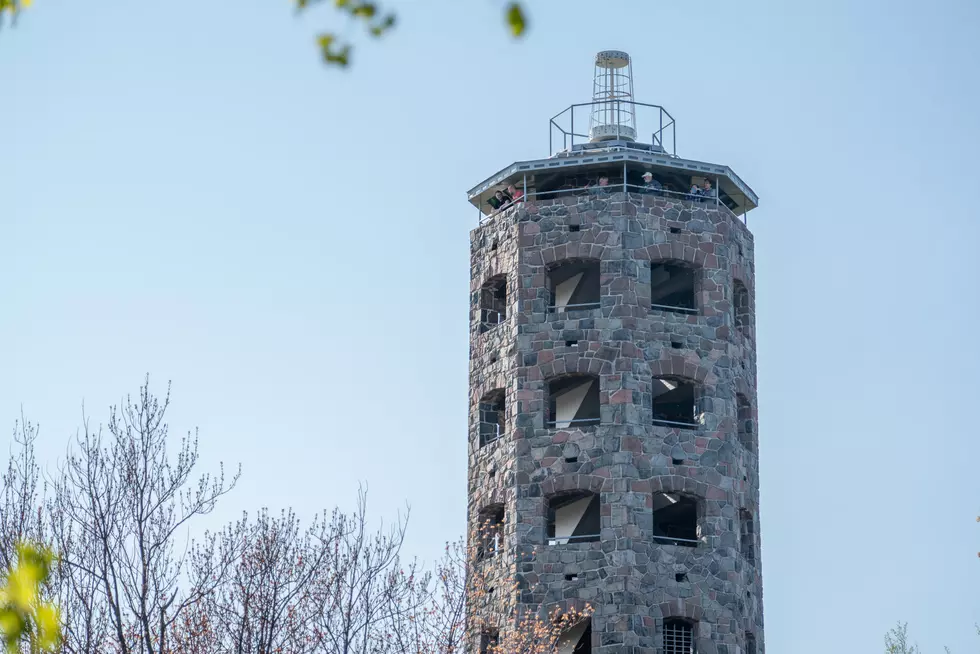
xmin=547 ymin=417 xmax=601 ymax=429
xmin=548 ymin=302 xmax=602 ymax=312
xmin=652 ymin=535 xmax=700 ymax=547
xmin=548 ymin=101 xmax=677 ymax=157
xmin=478 ymin=177 xmax=737 ymax=226
xmin=480 ymin=423 xmax=503 ymax=445
xmin=650 ymin=303 xmax=697 ymax=315
xmin=652 ymin=417 xmax=700 ymax=429
xmin=479 ymin=309 xmax=505 ymax=332
xmin=548 ymin=533 xmax=601 ymax=546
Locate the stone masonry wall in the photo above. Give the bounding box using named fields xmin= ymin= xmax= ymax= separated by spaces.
xmin=468 ymin=192 xmax=763 ymax=654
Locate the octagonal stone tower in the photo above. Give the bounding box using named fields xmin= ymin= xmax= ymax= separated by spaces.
xmin=466 ymin=52 xmax=763 ymax=654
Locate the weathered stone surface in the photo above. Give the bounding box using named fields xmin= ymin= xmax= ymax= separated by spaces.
xmin=468 ymin=195 xmax=764 ymax=653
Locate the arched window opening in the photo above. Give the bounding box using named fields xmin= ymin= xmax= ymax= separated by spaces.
xmin=547 ymin=492 xmax=600 ymax=545
xmin=479 ymin=276 xmax=507 ymax=333
xmin=548 ymin=375 xmax=600 ymax=429
xmin=733 ymin=279 xmax=750 ymax=334
xmin=549 ymin=260 xmax=601 ymax=312
xmin=479 ymin=389 xmax=506 ymax=446
xmin=740 ymin=509 xmax=756 ymax=566
xmin=663 ymin=619 xmax=695 ymax=654
xmin=652 ymin=377 xmax=700 ymax=428
xmin=736 ymin=393 xmax=754 ymax=452
xmin=556 ymin=617 xmax=592 ymax=654
xmin=652 ymin=493 xmax=699 ymax=548
xmin=651 ymin=262 xmax=697 ymax=314
xmin=477 ymin=504 xmax=505 ymax=560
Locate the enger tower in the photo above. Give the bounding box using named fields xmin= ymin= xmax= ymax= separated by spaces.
xmin=466 ymin=51 xmax=763 ymax=654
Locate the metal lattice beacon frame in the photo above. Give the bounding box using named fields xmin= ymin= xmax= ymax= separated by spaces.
xmin=466 ymin=51 xmax=763 ymax=654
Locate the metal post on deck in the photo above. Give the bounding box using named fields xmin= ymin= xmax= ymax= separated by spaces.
xmin=623 ymin=161 xmax=627 ymax=195
xmin=523 ymin=173 xmax=527 ymax=204
xmin=571 ymin=111 xmax=575 ymax=151
xmin=715 ymin=176 xmax=720 ymax=208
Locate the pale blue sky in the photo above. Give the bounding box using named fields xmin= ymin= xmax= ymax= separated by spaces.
xmin=2 ymin=0 xmax=979 ymax=651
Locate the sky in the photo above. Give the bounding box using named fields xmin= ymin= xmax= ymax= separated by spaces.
xmin=2 ymin=0 xmax=979 ymax=651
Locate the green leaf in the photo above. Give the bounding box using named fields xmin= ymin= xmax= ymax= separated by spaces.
xmin=352 ymin=3 xmax=376 ymax=18
xmin=505 ymin=2 xmax=527 ymax=38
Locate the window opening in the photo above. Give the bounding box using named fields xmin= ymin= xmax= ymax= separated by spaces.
xmin=651 ymin=263 xmax=697 ymax=314
xmin=663 ymin=619 xmax=695 ymax=654
xmin=566 ymin=340 xmax=579 ymax=348
xmin=737 ymin=393 xmax=754 ymax=452
xmin=569 ymin=224 xmax=581 ymax=232
xmin=733 ymin=279 xmax=750 ymax=334
xmin=479 ymin=276 xmax=507 ymax=333
xmin=740 ymin=509 xmax=755 ymax=566
xmin=547 ymin=492 xmax=600 ymax=545
xmin=671 ymin=341 xmax=683 ymax=349
xmin=745 ymin=633 xmax=757 ymax=654
xmin=479 ymin=389 xmax=506 ymax=446
xmin=565 ymin=573 xmax=579 ymax=581
xmin=652 ymin=493 xmax=699 ymax=547
xmin=478 ymin=505 xmax=505 ymax=560
xmin=548 ymin=375 xmax=600 ymax=428
xmin=480 ymin=630 xmax=499 ymax=654
xmin=556 ymin=617 xmax=592 ymax=654
xmin=669 ymin=227 xmax=682 ymax=234
xmin=549 ymin=261 xmax=601 ymax=312
xmin=652 ymin=378 xmax=699 ymax=428
xmin=675 ymin=573 xmax=688 ymax=583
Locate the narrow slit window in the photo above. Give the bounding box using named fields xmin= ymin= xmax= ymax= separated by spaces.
xmin=740 ymin=509 xmax=755 ymax=566
xmin=652 ymin=493 xmax=699 ymax=547
xmin=548 ymin=375 xmax=600 ymax=429
xmin=547 ymin=492 xmax=600 ymax=545
xmin=549 ymin=261 xmax=601 ymax=312
xmin=734 ymin=279 xmax=750 ymax=334
xmin=737 ymin=393 xmax=754 ymax=452
xmin=745 ymin=633 xmax=757 ymax=654
xmin=652 ymin=377 xmax=699 ymax=428
xmin=651 ymin=263 xmax=697 ymax=314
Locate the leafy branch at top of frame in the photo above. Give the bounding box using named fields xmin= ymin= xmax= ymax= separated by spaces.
xmin=0 ymin=0 xmax=31 ymax=29
xmin=298 ymin=0 xmax=528 ymax=68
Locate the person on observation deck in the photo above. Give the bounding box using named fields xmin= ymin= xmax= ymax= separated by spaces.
xmin=701 ymin=179 xmax=717 ymax=202
xmin=641 ymin=171 xmax=663 ymax=195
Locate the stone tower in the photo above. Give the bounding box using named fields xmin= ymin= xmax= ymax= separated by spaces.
xmin=466 ymin=51 xmax=763 ymax=654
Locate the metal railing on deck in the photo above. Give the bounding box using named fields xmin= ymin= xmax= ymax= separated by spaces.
xmin=547 ymin=417 xmax=601 ymax=429
xmin=478 ymin=179 xmax=734 ymax=226
xmin=547 ymin=533 xmax=601 ymax=546
xmin=652 ymin=416 xmax=700 ymax=429
xmin=652 ymin=534 xmax=700 ymax=547
xmin=548 ymin=301 xmax=602 ymax=312
xmin=479 ymin=309 xmax=505 ymax=332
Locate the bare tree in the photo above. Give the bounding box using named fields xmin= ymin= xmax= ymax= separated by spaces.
xmin=1 ymin=414 xmax=45 ymax=570
xmin=308 ymin=488 xmax=414 ymax=654
xmin=190 ymin=507 xmax=334 ymax=654
xmin=49 ymin=378 xmax=239 ymax=654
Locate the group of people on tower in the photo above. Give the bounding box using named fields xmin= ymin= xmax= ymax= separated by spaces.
xmin=485 ymin=171 xmax=718 ymax=214
xmin=486 ymin=184 xmax=525 ymax=211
